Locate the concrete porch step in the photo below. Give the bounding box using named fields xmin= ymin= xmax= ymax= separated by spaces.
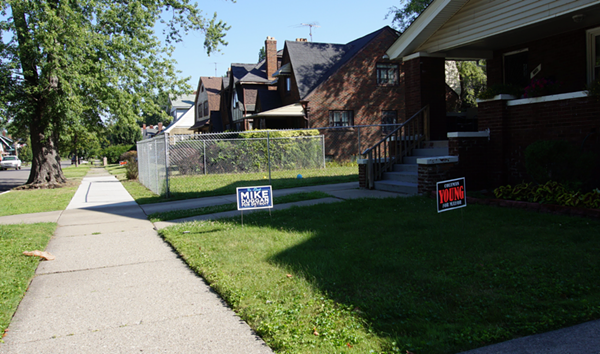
xmin=382 ymin=171 xmax=418 ymax=184
xmin=412 ymin=147 xmax=449 ymax=156
xmin=373 ymin=180 xmax=418 ymax=195
xmin=421 ymin=140 xmax=448 ymax=149
xmin=392 ymin=163 xmax=418 ymax=173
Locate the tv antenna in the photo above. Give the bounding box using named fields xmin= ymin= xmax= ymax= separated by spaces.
xmin=300 ymin=22 xmax=320 ymax=42
xmin=214 ymin=62 xmax=218 ymax=77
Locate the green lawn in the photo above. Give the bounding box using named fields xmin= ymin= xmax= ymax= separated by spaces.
xmin=0 ymin=223 xmax=56 ymax=334
xmin=148 ymin=191 xmax=331 ymax=222
xmin=0 ymin=165 xmax=91 ymax=217
xmin=159 ymin=197 xmax=600 ymax=354
xmin=110 ymin=164 xmax=357 ymax=204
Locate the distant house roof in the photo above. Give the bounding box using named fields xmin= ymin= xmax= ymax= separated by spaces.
xmin=287 ymin=27 xmax=396 ymax=99
xmin=232 ymin=49 xmax=283 ymax=84
xmin=0 ymin=135 xmax=14 ymax=153
xmin=169 ymin=94 xmax=196 ymax=109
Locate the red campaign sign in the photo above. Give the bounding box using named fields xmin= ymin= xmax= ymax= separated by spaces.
xmin=436 ymin=178 xmax=467 ymax=213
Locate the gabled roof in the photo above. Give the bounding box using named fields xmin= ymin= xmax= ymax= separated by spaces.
xmin=232 ymin=49 xmax=284 ymax=84
xmin=287 ymin=26 xmax=397 ymax=99
xmin=197 ymin=76 xmax=222 ymax=112
xmin=169 ymin=94 xmax=195 ymax=109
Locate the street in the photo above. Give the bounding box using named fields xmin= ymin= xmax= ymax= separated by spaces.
xmin=0 ymin=161 xmax=72 ymax=192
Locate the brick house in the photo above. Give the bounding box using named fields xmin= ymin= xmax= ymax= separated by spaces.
xmin=218 ymin=40 xmax=282 ymax=132
xmin=190 ymin=77 xmax=222 ymax=133
xmin=385 ymin=0 xmax=600 ymax=190
xmin=246 ymin=26 xmax=404 ymax=160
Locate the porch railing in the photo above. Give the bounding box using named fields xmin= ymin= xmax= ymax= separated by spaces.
xmin=362 ymin=105 xmax=430 ymax=189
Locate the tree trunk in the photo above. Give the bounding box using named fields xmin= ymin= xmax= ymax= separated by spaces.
xmin=26 ymin=106 xmax=66 ymax=185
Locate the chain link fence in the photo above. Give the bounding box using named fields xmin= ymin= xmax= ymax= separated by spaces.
xmin=137 ymin=125 xmax=398 ymax=197
xmin=137 ymin=135 xmax=168 ymax=195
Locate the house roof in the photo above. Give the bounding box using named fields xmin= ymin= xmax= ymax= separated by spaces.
xmin=0 ymin=135 xmax=14 ymax=152
xmin=287 ymin=26 xmax=397 ymax=99
xmin=169 ymin=94 xmax=195 ymax=112
xmin=232 ymin=49 xmax=284 ymax=84
xmin=386 ymin=0 xmax=600 ymax=60
xmin=197 ymin=76 xmax=222 ymax=112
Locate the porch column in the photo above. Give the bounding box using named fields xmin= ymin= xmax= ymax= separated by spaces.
xmin=477 ymin=97 xmax=510 ymax=187
xmin=403 ymin=53 xmax=446 ymax=140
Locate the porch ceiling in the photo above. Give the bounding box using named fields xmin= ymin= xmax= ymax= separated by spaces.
xmin=441 ymin=4 xmax=600 ymax=60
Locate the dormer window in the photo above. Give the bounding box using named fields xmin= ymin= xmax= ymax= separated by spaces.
xmin=377 ymin=63 xmax=398 ymax=85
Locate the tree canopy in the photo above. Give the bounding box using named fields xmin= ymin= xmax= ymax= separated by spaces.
xmin=0 ymin=0 xmax=230 ymax=186
xmin=387 ymin=0 xmax=433 ymax=32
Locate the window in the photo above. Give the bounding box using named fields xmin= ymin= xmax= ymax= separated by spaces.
xmin=503 ymin=49 xmax=528 ymax=87
xmin=286 ymin=77 xmax=291 ymax=92
xmin=204 ymin=100 xmax=209 ymax=116
xmin=377 ymin=63 xmax=399 ymax=85
xmin=381 ymin=110 xmax=397 ymax=134
xmin=329 ymin=110 xmax=353 ymax=127
xmin=198 ymin=103 xmax=203 ymax=118
xmin=587 ymin=27 xmax=600 ymax=83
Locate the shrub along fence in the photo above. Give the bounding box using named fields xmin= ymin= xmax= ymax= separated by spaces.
xmin=137 ymin=130 xmax=325 ymax=197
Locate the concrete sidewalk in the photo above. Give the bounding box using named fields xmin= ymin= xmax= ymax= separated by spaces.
xmin=0 ymin=168 xmax=272 ymax=354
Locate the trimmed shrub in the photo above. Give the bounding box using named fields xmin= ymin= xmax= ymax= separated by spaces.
xmin=493 ymin=181 xmax=600 ymax=209
xmin=120 ymin=150 xmax=138 ymax=180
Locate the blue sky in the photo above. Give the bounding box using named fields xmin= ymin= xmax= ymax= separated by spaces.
xmin=170 ymin=0 xmax=400 ymax=89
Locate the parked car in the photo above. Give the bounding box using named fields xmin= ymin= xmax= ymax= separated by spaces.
xmin=0 ymin=155 xmax=22 ymax=170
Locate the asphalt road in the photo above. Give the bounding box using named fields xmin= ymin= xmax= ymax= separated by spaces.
xmin=0 ymin=165 xmax=31 ymax=192
xmin=0 ymin=161 xmax=72 ymax=192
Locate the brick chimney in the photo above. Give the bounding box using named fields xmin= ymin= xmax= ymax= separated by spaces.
xmin=265 ymin=36 xmax=277 ymax=80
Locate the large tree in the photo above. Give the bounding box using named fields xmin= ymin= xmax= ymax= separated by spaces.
xmin=387 ymin=0 xmax=433 ymax=32
xmin=0 ymin=0 xmax=229 ymax=186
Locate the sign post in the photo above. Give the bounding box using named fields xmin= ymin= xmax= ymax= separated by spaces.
xmin=436 ymin=177 xmax=467 ymax=213
xmin=236 ymin=185 xmax=274 ymax=226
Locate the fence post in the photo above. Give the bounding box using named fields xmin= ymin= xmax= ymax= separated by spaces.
xmin=203 ymin=140 xmax=207 ymax=175
xmin=164 ymin=133 xmax=170 ymax=198
xmin=322 ymin=135 xmax=326 ymax=169
xmin=367 ymin=150 xmax=373 ymax=189
xmin=267 ymin=131 xmax=272 ymax=185
xmin=153 ymin=138 xmax=158 ymax=195
xmin=357 ymin=127 xmax=361 ymax=158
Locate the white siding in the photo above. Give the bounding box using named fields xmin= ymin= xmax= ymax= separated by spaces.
xmin=418 ymin=0 xmax=599 ymax=53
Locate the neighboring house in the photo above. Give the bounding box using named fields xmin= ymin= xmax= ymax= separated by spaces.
xmin=163 ymin=105 xmax=195 ymax=135
xmin=0 ymin=132 xmax=15 ymax=156
xmin=247 ymin=26 xmax=403 ymax=159
xmin=190 ymin=77 xmax=222 ymax=133
xmin=168 ymin=94 xmax=195 ymax=121
xmin=220 ymin=37 xmax=283 ymax=131
xmin=385 ymin=0 xmax=600 ymax=188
